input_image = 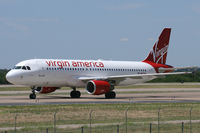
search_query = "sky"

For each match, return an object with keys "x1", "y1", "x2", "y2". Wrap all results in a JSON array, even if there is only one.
[{"x1": 1, "y1": 0, "x2": 200, "y2": 69}]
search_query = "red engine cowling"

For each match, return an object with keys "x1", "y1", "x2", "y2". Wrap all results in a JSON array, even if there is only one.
[
  {"x1": 86, "y1": 80, "x2": 110, "y2": 95},
  {"x1": 36, "y1": 87, "x2": 59, "y2": 94}
]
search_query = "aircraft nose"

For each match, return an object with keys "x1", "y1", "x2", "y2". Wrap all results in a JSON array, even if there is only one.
[{"x1": 6, "y1": 71, "x2": 18, "y2": 84}]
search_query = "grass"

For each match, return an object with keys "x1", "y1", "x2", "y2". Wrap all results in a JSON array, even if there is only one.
[
  {"x1": 0, "y1": 87, "x2": 29, "y2": 91},
  {"x1": 117, "y1": 84, "x2": 200, "y2": 89},
  {"x1": 1, "y1": 103, "x2": 200, "y2": 132},
  {"x1": 1, "y1": 83, "x2": 200, "y2": 132}
]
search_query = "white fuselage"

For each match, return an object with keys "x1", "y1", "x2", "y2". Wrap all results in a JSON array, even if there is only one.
[{"x1": 6, "y1": 59, "x2": 156, "y2": 87}]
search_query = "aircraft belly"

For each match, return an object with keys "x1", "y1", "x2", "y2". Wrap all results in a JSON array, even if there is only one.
[{"x1": 35, "y1": 72, "x2": 85, "y2": 87}]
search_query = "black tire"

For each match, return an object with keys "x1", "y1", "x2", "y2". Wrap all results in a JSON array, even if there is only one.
[
  {"x1": 70, "y1": 91, "x2": 75, "y2": 98},
  {"x1": 70, "y1": 91, "x2": 81, "y2": 98},
  {"x1": 76, "y1": 91, "x2": 81, "y2": 98},
  {"x1": 29, "y1": 93, "x2": 36, "y2": 99},
  {"x1": 105, "y1": 91, "x2": 116, "y2": 99}
]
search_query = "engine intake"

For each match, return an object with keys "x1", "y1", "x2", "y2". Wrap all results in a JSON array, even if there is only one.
[{"x1": 86, "y1": 80, "x2": 111, "y2": 95}]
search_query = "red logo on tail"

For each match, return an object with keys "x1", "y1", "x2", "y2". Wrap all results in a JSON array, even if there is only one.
[{"x1": 143, "y1": 28, "x2": 171, "y2": 65}]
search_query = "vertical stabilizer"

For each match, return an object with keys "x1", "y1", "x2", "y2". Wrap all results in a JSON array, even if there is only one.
[{"x1": 143, "y1": 28, "x2": 171, "y2": 64}]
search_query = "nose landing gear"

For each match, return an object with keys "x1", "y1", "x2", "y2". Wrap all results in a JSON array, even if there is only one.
[
  {"x1": 29, "y1": 87, "x2": 36, "y2": 99},
  {"x1": 29, "y1": 93, "x2": 36, "y2": 99}
]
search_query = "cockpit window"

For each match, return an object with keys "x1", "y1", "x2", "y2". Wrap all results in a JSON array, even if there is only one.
[
  {"x1": 27, "y1": 66, "x2": 31, "y2": 70},
  {"x1": 22, "y1": 66, "x2": 26, "y2": 70},
  {"x1": 13, "y1": 66, "x2": 31, "y2": 70},
  {"x1": 14, "y1": 66, "x2": 22, "y2": 69}
]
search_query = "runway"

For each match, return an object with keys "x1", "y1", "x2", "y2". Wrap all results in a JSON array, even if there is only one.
[{"x1": 1, "y1": 85, "x2": 200, "y2": 105}]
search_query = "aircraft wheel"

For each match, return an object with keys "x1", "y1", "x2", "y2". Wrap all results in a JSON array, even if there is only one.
[
  {"x1": 105, "y1": 91, "x2": 116, "y2": 99},
  {"x1": 29, "y1": 93, "x2": 36, "y2": 99},
  {"x1": 70, "y1": 91, "x2": 81, "y2": 98},
  {"x1": 76, "y1": 91, "x2": 81, "y2": 98}
]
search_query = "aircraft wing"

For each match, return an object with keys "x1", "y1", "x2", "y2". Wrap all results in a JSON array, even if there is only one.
[
  {"x1": 158, "y1": 66, "x2": 198, "y2": 73},
  {"x1": 77, "y1": 72, "x2": 192, "y2": 83}
]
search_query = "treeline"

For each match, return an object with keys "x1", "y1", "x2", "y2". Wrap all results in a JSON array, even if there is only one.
[
  {"x1": 0, "y1": 69, "x2": 10, "y2": 84},
  {"x1": 149, "y1": 71, "x2": 200, "y2": 83}
]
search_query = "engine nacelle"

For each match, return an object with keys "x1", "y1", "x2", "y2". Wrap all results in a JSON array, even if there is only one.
[
  {"x1": 36, "y1": 87, "x2": 59, "y2": 94},
  {"x1": 86, "y1": 80, "x2": 111, "y2": 95}
]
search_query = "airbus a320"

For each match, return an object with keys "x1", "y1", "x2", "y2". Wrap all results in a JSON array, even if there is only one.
[{"x1": 6, "y1": 28, "x2": 190, "y2": 99}]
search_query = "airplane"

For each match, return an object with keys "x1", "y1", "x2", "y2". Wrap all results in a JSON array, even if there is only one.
[{"x1": 6, "y1": 28, "x2": 191, "y2": 99}]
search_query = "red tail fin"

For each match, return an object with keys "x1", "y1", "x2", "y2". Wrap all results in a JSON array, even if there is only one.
[{"x1": 143, "y1": 28, "x2": 171, "y2": 64}]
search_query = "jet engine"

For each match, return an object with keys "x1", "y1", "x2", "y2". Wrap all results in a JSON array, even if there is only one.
[
  {"x1": 86, "y1": 80, "x2": 111, "y2": 95},
  {"x1": 36, "y1": 87, "x2": 59, "y2": 94}
]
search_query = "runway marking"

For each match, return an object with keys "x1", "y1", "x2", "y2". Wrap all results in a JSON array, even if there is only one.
[{"x1": 1, "y1": 87, "x2": 200, "y2": 106}]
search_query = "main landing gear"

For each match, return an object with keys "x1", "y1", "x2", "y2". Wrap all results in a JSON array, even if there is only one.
[
  {"x1": 105, "y1": 91, "x2": 116, "y2": 99},
  {"x1": 105, "y1": 83, "x2": 116, "y2": 99},
  {"x1": 29, "y1": 88, "x2": 36, "y2": 99},
  {"x1": 70, "y1": 87, "x2": 81, "y2": 98}
]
